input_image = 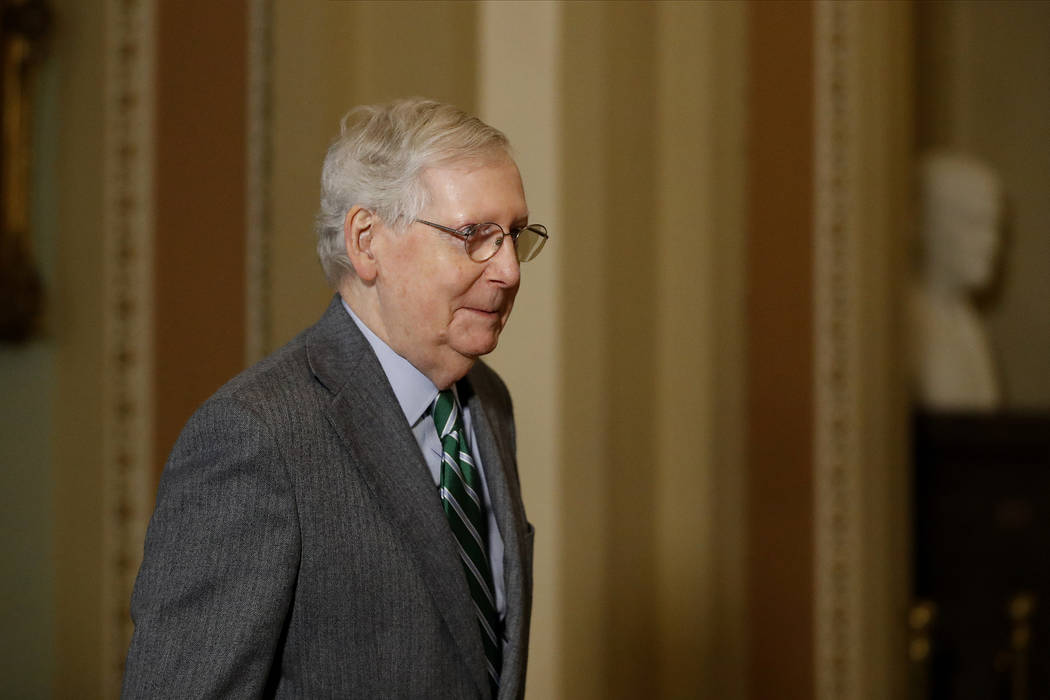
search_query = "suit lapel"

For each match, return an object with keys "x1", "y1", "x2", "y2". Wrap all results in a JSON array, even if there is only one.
[
  {"x1": 462, "y1": 371, "x2": 529, "y2": 699},
  {"x1": 306, "y1": 297, "x2": 489, "y2": 698}
]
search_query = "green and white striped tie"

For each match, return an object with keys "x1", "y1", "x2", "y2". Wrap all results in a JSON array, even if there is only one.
[{"x1": 432, "y1": 389, "x2": 502, "y2": 694}]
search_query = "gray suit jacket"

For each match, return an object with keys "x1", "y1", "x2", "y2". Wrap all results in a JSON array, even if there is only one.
[{"x1": 123, "y1": 296, "x2": 533, "y2": 699}]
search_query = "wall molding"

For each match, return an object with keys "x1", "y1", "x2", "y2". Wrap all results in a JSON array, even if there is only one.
[
  {"x1": 101, "y1": 0, "x2": 155, "y2": 694},
  {"x1": 813, "y1": 2, "x2": 864, "y2": 698},
  {"x1": 813, "y1": 3, "x2": 912, "y2": 699}
]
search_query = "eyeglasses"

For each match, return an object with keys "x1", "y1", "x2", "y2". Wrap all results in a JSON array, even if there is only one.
[{"x1": 415, "y1": 219, "x2": 549, "y2": 263}]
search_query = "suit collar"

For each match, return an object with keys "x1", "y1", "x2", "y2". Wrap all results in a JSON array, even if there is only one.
[{"x1": 304, "y1": 295, "x2": 370, "y2": 397}]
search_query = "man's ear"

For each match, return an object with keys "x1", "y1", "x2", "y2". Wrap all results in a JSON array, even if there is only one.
[{"x1": 344, "y1": 205, "x2": 379, "y2": 282}]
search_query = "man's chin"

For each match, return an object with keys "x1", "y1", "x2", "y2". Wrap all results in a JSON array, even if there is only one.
[{"x1": 452, "y1": 334, "x2": 501, "y2": 360}]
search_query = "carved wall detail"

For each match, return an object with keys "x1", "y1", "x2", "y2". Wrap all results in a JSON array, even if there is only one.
[
  {"x1": 813, "y1": 2, "x2": 863, "y2": 698},
  {"x1": 101, "y1": 0, "x2": 155, "y2": 694}
]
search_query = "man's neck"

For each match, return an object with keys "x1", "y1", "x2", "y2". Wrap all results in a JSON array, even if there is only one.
[{"x1": 339, "y1": 282, "x2": 474, "y2": 390}]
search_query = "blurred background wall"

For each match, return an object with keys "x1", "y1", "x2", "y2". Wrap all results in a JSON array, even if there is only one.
[{"x1": 1, "y1": 1, "x2": 1046, "y2": 699}]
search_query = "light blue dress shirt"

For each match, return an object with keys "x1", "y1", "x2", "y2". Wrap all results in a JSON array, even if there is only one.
[{"x1": 342, "y1": 299, "x2": 507, "y2": 620}]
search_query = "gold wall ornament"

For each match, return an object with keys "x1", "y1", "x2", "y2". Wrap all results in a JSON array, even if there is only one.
[{"x1": 0, "y1": 0, "x2": 51, "y2": 342}]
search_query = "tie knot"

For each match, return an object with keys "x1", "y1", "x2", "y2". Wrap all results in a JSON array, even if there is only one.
[{"x1": 432, "y1": 390, "x2": 458, "y2": 439}]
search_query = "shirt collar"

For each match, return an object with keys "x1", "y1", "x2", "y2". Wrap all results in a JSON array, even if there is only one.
[{"x1": 341, "y1": 297, "x2": 440, "y2": 427}]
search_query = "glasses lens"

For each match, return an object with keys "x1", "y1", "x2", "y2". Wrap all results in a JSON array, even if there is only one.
[
  {"x1": 515, "y1": 225, "x2": 548, "y2": 262},
  {"x1": 464, "y1": 223, "x2": 505, "y2": 262}
]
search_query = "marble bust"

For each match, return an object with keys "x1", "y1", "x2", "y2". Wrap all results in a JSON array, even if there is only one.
[{"x1": 910, "y1": 151, "x2": 1002, "y2": 411}]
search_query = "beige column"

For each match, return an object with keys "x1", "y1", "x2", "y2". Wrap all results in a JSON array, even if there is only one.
[
  {"x1": 477, "y1": 3, "x2": 563, "y2": 698},
  {"x1": 488, "y1": 2, "x2": 750, "y2": 697},
  {"x1": 557, "y1": 4, "x2": 615, "y2": 696},
  {"x1": 654, "y1": 3, "x2": 748, "y2": 699}
]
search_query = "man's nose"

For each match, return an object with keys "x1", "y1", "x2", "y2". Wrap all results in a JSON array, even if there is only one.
[{"x1": 486, "y1": 236, "x2": 521, "y2": 287}]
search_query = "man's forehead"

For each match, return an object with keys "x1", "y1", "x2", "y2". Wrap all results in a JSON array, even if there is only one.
[{"x1": 420, "y1": 158, "x2": 528, "y2": 219}]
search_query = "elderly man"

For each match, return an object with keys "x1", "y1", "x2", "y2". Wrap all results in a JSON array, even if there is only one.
[{"x1": 122, "y1": 98, "x2": 545, "y2": 699}]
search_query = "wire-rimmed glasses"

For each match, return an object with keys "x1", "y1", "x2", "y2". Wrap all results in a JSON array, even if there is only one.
[{"x1": 415, "y1": 219, "x2": 549, "y2": 263}]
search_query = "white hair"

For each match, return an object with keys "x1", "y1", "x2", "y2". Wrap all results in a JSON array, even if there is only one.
[{"x1": 315, "y1": 97, "x2": 511, "y2": 286}]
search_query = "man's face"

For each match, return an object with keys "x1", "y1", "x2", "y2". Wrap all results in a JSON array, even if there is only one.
[{"x1": 371, "y1": 156, "x2": 527, "y2": 387}]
